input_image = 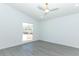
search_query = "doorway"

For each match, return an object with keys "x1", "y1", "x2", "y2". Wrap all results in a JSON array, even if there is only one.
[{"x1": 22, "y1": 23, "x2": 33, "y2": 42}]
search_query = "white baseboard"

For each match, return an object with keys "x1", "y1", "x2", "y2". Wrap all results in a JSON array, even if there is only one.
[
  {"x1": 40, "y1": 40, "x2": 79, "y2": 49},
  {"x1": 0, "y1": 40, "x2": 38, "y2": 50}
]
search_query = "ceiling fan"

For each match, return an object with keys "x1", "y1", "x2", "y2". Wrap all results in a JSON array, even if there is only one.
[{"x1": 38, "y1": 2, "x2": 59, "y2": 15}]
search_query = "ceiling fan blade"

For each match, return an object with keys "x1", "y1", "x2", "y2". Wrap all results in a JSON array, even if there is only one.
[
  {"x1": 50, "y1": 8, "x2": 59, "y2": 11},
  {"x1": 38, "y1": 6, "x2": 44, "y2": 11},
  {"x1": 42, "y1": 13, "x2": 47, "y2": 19},
  {"x1": 41, "y1": 11, "x2": 48, "y2": 18}
]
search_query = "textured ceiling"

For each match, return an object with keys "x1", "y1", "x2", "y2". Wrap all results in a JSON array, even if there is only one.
[{"x1": 7, "y1": 3, "x2": 79, "y2": 20}]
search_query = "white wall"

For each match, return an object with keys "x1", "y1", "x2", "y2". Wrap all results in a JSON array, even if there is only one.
[
  {"x1": 0, "y1": 4, "x2": 39, "y2": 49},
  {"x1": 39, "y1": 13, "x2": 79, "y2": 48}
]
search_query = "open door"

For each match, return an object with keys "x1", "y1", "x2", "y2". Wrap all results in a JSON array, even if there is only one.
[{"x1": 22, "y1": 23, "x2": 33, "y2": 42}]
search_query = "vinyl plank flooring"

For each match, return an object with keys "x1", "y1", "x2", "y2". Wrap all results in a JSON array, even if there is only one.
[
  {"x1": 0, "y1": 40, "x2": 79, "y2": 56},
  {"x1": 0, "y1": 50, "x2": 5, "y2": 56}
]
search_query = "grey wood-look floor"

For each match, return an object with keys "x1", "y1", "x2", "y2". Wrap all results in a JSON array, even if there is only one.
[{"x1": 0, "y1": 40, "x2": 79, "y2": 56}]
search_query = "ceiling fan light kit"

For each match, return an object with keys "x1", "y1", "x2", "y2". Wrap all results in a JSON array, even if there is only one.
[
  {"x1": 38, "y1": 2, "x2": 59, "y2": 14},
  {"x1": 44, "y1": 9, "x2": 49, "y2": 13}
]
